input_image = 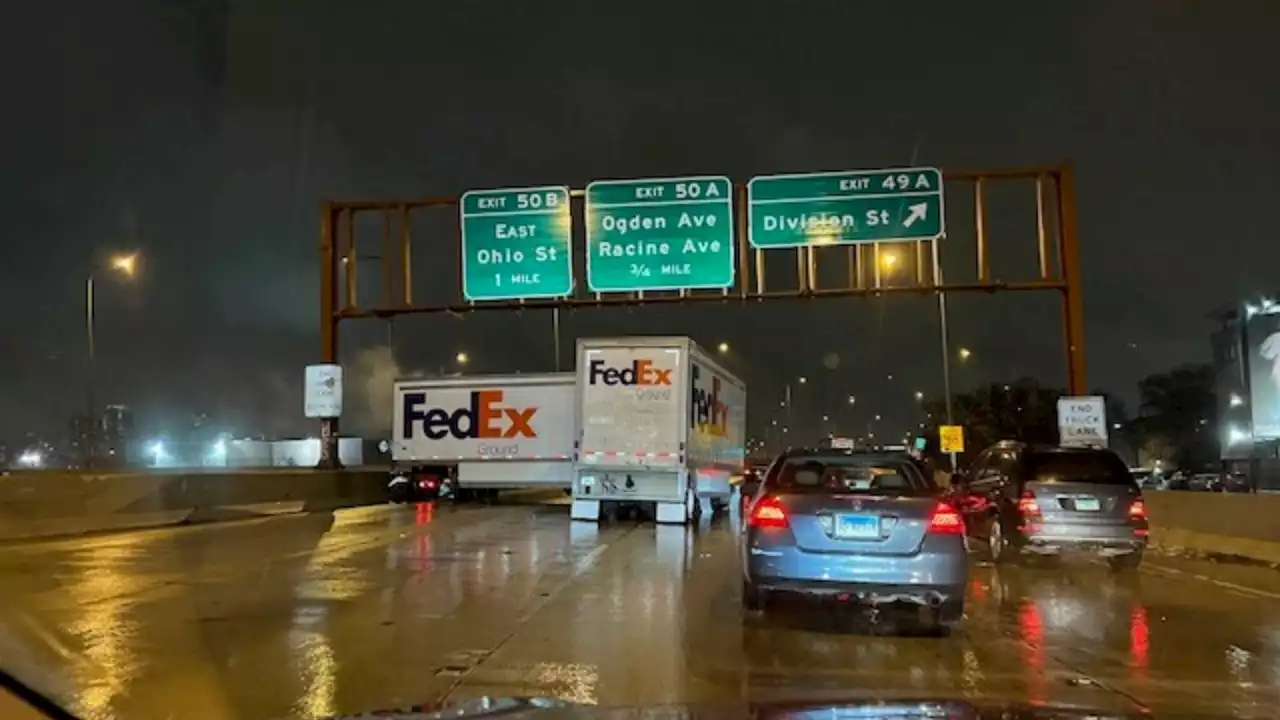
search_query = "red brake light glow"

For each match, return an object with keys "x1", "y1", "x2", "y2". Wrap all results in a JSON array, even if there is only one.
[
  {"x1": 748, "y1": 496, "x2": 788, "y2": 528},
  {"x1": 1129, "y1": 498, "x2": 1147, "y2": 520},
  {"x1": 1018, "y1": 490, "x2": 1041, "y2": 517},
  {"x1": 928, "y1": 502, "x2": 965, "y2": 535}
]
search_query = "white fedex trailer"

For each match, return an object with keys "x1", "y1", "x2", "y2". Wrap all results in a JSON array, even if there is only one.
[
  {"x1": 391, "y1": 373, "x2": 576, "y2": 496},
  {"x1": 571, "y1": 336, "x2": 747, "y2": 524}
]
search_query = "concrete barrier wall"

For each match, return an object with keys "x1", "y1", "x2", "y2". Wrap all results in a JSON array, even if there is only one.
[
  {"x1": 0, "y1": 468, "x2": 389, "y2": 542},
  {"x1": 5, "y1": 470, "x2": 1279, "y2": 562},
  {"x1": 1145, "y1": 491, "x2": 1280, "y2": 565}
]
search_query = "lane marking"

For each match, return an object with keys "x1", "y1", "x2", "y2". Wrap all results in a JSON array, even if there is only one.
[
  {"x1": 434, "y1": 524, "x2": 641, "y2": 701},
  {"x1": 1138, "y1": 560, "x2": 1280, "y2": 600}
]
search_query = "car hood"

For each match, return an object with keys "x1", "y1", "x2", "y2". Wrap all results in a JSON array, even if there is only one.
[{"x1": 321, "y1": 696, "x2": 1146, "y2": 719}]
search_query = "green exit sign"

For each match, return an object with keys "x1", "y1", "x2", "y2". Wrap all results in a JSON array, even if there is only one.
[
  {"x1": 459, "y1": 186, "x2": 573, "y2": 301},
  {"x1": 585, "y1": 176, "x2": 735, "y2": 293},
  {"x1": 748, "y1": 167, "x2": 945, "y2": 248}
]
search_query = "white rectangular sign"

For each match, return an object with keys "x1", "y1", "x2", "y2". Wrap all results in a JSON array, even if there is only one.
[
  {"x1": 1057, "y1": 395, "x2": 1108, "y2": 447},
  {"x1": 304, "y1": 364, "x2": 343, "y2": 418}
]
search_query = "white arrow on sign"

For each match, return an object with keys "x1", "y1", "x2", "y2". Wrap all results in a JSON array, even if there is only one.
[{"x1": 903, "y1": 202, "x2": 928, "y2": 228}]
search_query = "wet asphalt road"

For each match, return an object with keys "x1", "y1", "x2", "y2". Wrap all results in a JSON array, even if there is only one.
[{"x1": 2, "y1": 499, "x2": 1280, "y2": 719}]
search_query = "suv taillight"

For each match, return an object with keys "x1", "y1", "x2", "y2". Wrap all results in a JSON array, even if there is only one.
[
  {"x1": 1129, "y1": 498, "x2": 1147, "y2": 520},
  {"x1": 928, "y1": 502, "x2": 964, "y2": 535},
  {"x1": 1017, "y1": 490, "x2": 1041, "y2": 517},
  {"x1": 748, "y1": 496, "x2": 788, "y2": 529}
]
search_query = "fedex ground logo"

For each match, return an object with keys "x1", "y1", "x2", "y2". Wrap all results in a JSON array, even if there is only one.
[
  {"x1": 691, "y1": 363, "x2": 730, "y2": 437},
  {"x1": 587, "y1": 355, "x2": 674, "y2": 401},
  {"x1": 587, "y1": 358, "x2": 673, "y2": 387},
  {"x1": 402, "y1": 390, "x2": 536, "y2": 457}
]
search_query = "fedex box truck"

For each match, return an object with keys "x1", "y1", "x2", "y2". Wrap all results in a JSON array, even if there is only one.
[
  {"x1": 391, "y1": 373, "x2": 576, "y2": 496},
  {"x1": 571, "y1": 337, "x2": 747, "y2": 524}
]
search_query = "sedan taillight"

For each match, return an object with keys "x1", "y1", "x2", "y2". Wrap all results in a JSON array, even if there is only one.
[
  {"x1": 748, "y1": 496, "x2": 789, "y2": 529},
  {"x1": 928, "y1": 502, "x2": 965, "y2": 535}
]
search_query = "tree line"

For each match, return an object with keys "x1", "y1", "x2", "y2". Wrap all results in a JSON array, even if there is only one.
[{"x1": 922, "y1": 363, "x2": 1217, "y2": 471}]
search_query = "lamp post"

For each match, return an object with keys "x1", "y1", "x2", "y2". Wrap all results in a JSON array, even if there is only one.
[{"x1": 86, "y1": 253, "x2": 138, "y2": 467}]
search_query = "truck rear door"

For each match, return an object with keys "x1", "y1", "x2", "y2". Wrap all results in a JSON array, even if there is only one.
[{"x1": 579, "y1": 344, "x2": 684, "y2": 468}]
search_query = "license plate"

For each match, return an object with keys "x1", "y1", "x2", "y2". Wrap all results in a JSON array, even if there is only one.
[
  {"x1": 1075, "y1": 496, "x2": 1100, "y2": 511},
  {"x1": 835, "y1": 514, "x2": 880, "y2": 539}
]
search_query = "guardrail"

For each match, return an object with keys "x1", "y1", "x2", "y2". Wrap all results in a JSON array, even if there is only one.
[
  {"x1": 1, "y1": 465, "x2": 390, "y2": 475},
  {"x1": 4, "y1": 470, "x2": 1277, "y2": 563},
  {"x1": 1145, "y1": 491, "x2": 1280, "y2": 565},
  {"x1": 0, "y1": 468, "x2": 389, "y2": 542}
]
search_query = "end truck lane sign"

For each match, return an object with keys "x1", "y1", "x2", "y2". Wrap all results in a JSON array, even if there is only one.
[
  {"x1": 585, "y1": 176, "x2": 735, "y2": 293},
  {"x1": 747, "y1": 166, "x2": 944, "y2": 248},
  {"x1": 460, "y1": 186, "x2": 573, "y2": 301},
  {"x1": 1057, "y1": 395, "x2": 1109, "y2": 448}
]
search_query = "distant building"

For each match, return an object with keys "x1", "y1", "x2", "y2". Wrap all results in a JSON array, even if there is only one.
[
  {"x1": 100, "y1": 405, "x2": 136, "y2": 463},
  {"x1": 1208, "y1": 300, "x2": 1280, "y2": 489},
  {"x1": 66, "y1": 405, "x2": 137, "y2": 469}
]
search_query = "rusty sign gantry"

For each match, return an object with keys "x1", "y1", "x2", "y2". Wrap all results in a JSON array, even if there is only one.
[{"x1": 316, "y1": 163, "x2": 1085, "y2": 467}]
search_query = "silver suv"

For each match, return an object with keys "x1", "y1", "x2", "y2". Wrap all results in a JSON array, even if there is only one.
[{"x1": 953, "y1": 442, "x2": 1148, "y2": 570}]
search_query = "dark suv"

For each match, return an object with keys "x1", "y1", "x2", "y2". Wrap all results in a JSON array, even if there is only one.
[{"x1": 953, "y1": 442, "x2": 1148, "y2": 570}]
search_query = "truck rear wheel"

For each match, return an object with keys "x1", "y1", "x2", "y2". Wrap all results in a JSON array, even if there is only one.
[{"x1": 686, "y1": 489, "x2": 702, "y2": 522}]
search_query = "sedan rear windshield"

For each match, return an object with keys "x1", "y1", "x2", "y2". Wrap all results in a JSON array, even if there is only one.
[
  {"x1": 1027, "y1": 451, "x2": 1134, "y2": 485},
  {"x1": 766, "y1": 455, "x2": 934, "y2": 496}
]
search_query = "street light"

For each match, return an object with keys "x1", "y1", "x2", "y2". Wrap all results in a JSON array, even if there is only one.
[
  {"x1": 456, "y1": 352, "x2": 469, "y2": 365},
  {"x1": 149, "y1": 441, "x2": 167, "y2": 466},
  {"x1": 798, "y1": 376, "x2": 808, "y2": 384},
  {"x1": 86, "y1": 252, "x2": 141, "y2": 468},
  {"x1": 881, "y1": 251, "x2": 899, "y2": 271},
  {"x1": 17, "y1": 450, "x2": 43, "y2": 468},
  {"x1": 914, "y1": 390, "x2": 924, "y2": 401},
  {"x1": 847, "y1": 395, "x2": 856, "y2": 405},
  {"x1": 717, "y1": 342, "x2": 729, "y2": 354},
  {"x1": 110, "y1": 253, "x2": 138, "y2": 277},
  {"x1": 958, "y1": 347, "x2": 972, "y2": 361}
]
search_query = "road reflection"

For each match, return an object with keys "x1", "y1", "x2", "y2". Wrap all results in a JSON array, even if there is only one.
[
  {"x1": 7, "y1": 504, "x2": 1280, "y2": 718},
  {"x1": 732, "y1": 556, "x2": 1275, "y2": 714},
  {"x1": 66, "y1": 536, "x2": 149, "y2": 719}
]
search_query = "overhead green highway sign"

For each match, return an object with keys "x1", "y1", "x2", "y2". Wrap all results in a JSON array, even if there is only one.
[
  {"x1": 460, "y1": 186, "x2": 573, "y2": 301},
  {"x1": 748, "y1": 167, "x2": 945, "y2": 248},
  {"x1": 585, "y1": 176, "x2": 735, "y2": 292}
]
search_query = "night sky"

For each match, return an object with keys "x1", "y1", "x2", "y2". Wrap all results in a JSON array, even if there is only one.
[{"x1": 3, "y1": 1, "x2": 1278, "y2": 447}]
